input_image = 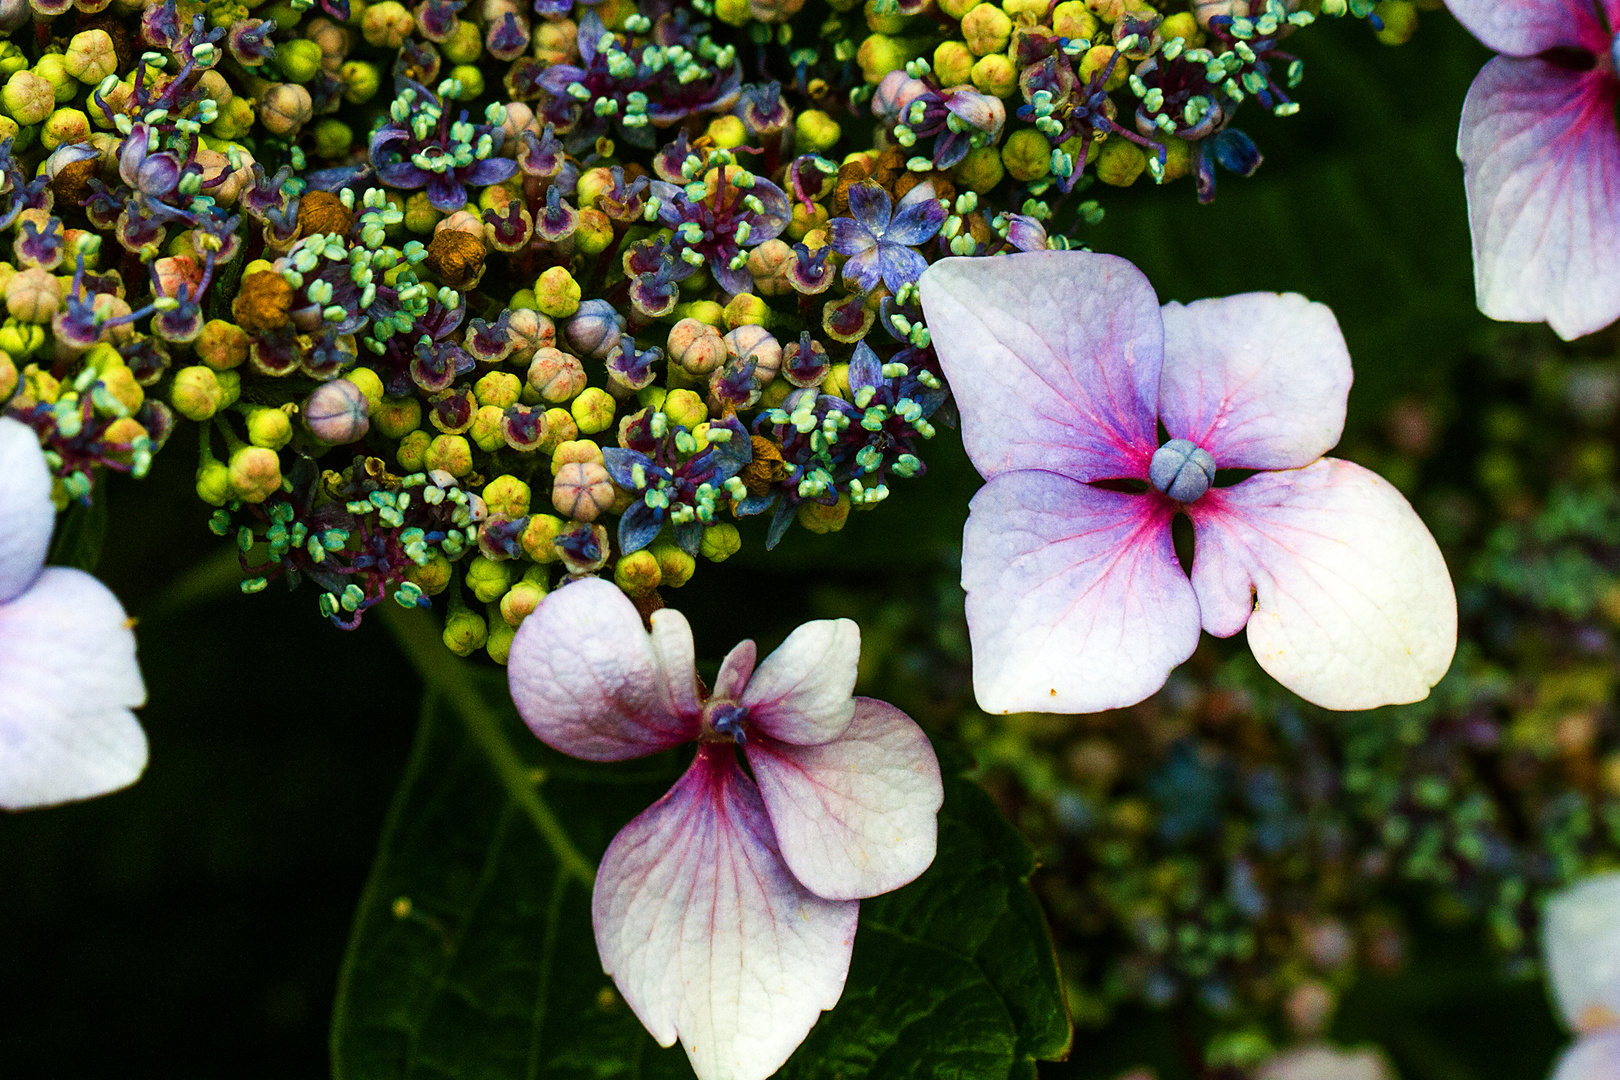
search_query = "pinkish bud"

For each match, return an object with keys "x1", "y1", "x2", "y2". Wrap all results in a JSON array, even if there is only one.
[{"x1": 303, "y1": 378, "x2": 371, "y2": 444}]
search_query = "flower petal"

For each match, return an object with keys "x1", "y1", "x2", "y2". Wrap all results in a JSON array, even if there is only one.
[
  {"x1": 0, "y1": 416, "x2": 51, "y2": 605},
  {"x1": 1543, "y1": 872, "x2": 1620, "y2": 1032},
  {"x1": 1443, "y1": 0, "x2": 1613, "y2": 55},
  {"x1": 739, "y1": 619, "x2": 859, "y2": 744},
  {"x1": 877, "y1": 242, "x2": 930, "y2": 294},
  {"x1": 839, "y1": 246, "x2": 883, "y2": 293},
  {"x1": 507, "y1": 577, "x2": 700, "y2": 760},
  {"x1": 593, "y1": 745, "x2": 858, "y2": 1080},
  {"x1": 883, "y1": 180, "x2": 945, "y2": 247},
  {"x1": 713, "y1": 639, "x2": 756, "y2": 701},
  {"x1": 1458, "y1": 55, "x2": 1620, "y2": 340},
  {"x1": 1188, "y1": 458, "x2": 1456, "y2": 710},
  {"x1": 918, "y1": 252, "x2": 1163, "y2": 483},
  {"x1": 1158, "y1": 291, "x2": 1352, "y2": 471},
  {"x1": 1554, "y1": 1032, "x2": 1620, "y2": 1080},
  {"x1": 747, "y1": 698, "x2": 942, "y2": 901},
  {"x1": 1257, "y1": 1044, "x2": 1394, "y2": 1080},
  {"x1": 0, "y1": 567, "x2": 147, "y2": 809},
  {"x1": 846, "y1": 180, "x2": 892, "y2": 234},
  {"x1": 827, "y1": 215, "x2": 878, "y2": 257},
  {"x1": 961, "y1": 470, "x2": 1199, "y2": 714}
]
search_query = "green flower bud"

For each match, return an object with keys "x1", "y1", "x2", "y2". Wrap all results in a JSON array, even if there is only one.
[
  {"x1": 442, "y1": 19, "x2": 483, "y2": 63},
  {"x1": 340, "y1": 60, "x2": 382, "y2": 103},
  {"x1": 574, "y1": 208, "x2": 615, "y2": 256},
  {"x1": 64, "y1": 30, "x2": 117, "y2": 84},
  {"x1": 246, "y1": 405, "x2": 294, "y2": 449},
  {"x1": 1080, "y1": 45, "x2": 1128, "y2": 91},
  {"x1": 229, "y1": 445, "x2": 283, "y2": 503},
  {"x1": 483, "y1": 474, "x2": 531, "y2": 517},
  {"x1": 672, "y1": 300, "x2": 725, "y2": 328},
  {"x1": 41, "y1": 107, "x2": 89, "y2": 152},
  {"x1": 403, "y1": 191, "x2": 441, "y2": 234},
  {"x1": 311, "y1": 118, "x2": 353, "y2": 159},
  {"x1": 700, "y1": 522, "x2": 741, "y2": 562},
  {"x1": 32, "y1": 57, "x2": 75, "y2": 104},
  {"x1": 406, "y1": 552, "x2": 453, "y2": 595},
  {"x1": 970, "y1": 53, "x2": 1016, "y2": 98},
  {"x1": 3, "y1": 72, "x2": 54, "y2": 126},
  {"x1": 794, "y1": 109, "x2": 842, "y2": 153},
  {"x1": 534, "y1": 267, "x2": 581, "y2": 318},
  {"x1": 649, "y1": 542, "x2": 696, "y2": 588},
  {"x1": 706, "y1": 114, "x2": 747, "y2": 149},
  {"x1": 361, "y1": 1, "x2": 415, "y2": 48},
  {"x1": 0, "y1": 351, "x2": 14, "y2": 404},
  {"x1": 614, "y1": 550, "x2": 662, "y2": 594},
  {"x1": 539, "y1": 408, "x2": 577, "y2": 452},
  {"x1": 856, "y1": 34, "x2": 915, "y2": 83},
  {"x1": 442, "y1": 607, "x2": 487, "y2": 657},
  {"x1": 723, "y1": 293, "x2": 771, "y2": 330},
  {"x1": 171, "y1": 365, "x2": 225, "y2": 421},
  {"x1": 0, "y1": 44, "x2": 26, "y2": 79},
  {"x1": 423, "y1": 433, "x2": 474, "y2": 476},
  {"x1": 521, "y1": 514, "x2": 566, "y2": 562},
  {"x1": 374, "y1": 395, "x2": 422, "y2": 438},
  {"x1": 195, "y1": 459, "x2": 231, "y2": 506},
  {"x1": 1001, "y1": 128, "x2": 1051, "y2": 183},
  {"x1": 486, "y1": 616, "x2": 516, "y2": 665},
  {"x1": 474, "y1": 370, "x2": 522, "y2": 409},
  {"x1": 346, "y1": 366, "x2": 385, "y2": 406},
  {"x1": 953, "y1": 144, "x2": 1005, "y2": 192},
  {"x1": 1096, "y1": 137, "x2": 1146, "y2": 186},
  {"x1": 0, "y1": 318, "x2": 44, "y2": 357},
  {"x1": 938, "y1": 0, "x2": 978, "y2": 18},
  {"x1": 276, "y1": 39, "x2": 324, "y2": 82},
  {"x1": 932, "y1": 41, "x2": 975, "y2": 87},
  {"x1": 499, "y1": 575, "x2": 548, "y2": 625},
  {"x1": 197, "y1": 320, "x2": 249, "y2": 370},
  {"x1": 960, "y1": 3, "x2": 1011, "y2": 54},
  {"x1": 447, "y1": 64, "x2": 484, "y2": 99},
  {"x1": 465, "y1": 555, "x2": 513, "y2": 603},
  {"x1": 259, "y1": 83, "x2": 313, "y2": 136},
  {"x1": 211, "y1": 97, "x2": 256, "y2": 140},
  {"x1": 865, "y1": 0, "x2": 909, "y2": 33},
  {"x1": 1159, "y1": 10, "x2": 1198, "y2": 44},
  {"x1": 797, "y1": 494, "x2": 851, "y2": 534},
  {"x1": 1374, "y1": 0, "x2": 1418, "y2": 45},
  {"x1": 397, "y1": 428, "x2": 433, "y2": 471},
  {"x1": 570, "y1": 386, "x2": 616, "y2": 435},
  {"x1": 663, "y1": 388, "x2": 707, "y2": 431}
]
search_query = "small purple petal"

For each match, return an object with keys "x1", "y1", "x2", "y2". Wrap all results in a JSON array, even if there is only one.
[{"x1": 845, "y1": 181, "x2": 892, "y2": 235}]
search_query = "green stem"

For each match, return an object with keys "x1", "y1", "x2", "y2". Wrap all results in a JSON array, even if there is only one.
[{"x1": 380, "y1": 603, "x2": 597, "y2": 886}]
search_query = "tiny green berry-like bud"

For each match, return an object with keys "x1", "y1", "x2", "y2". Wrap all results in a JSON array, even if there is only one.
[
  {"x1": 663, "y1": 389, "x2": 708, "y2": 431},
  {"x1": 276, "y1": 39, "x2": 325, "y2": 83},
  {"x1": 1001, "y1": 129, "x2": 1052, "y2": 183},
  {"x1": 4, "y1": 267, "x2": 60, "y2": 323},
  {"x1": 346, "y1": 366, "x2": 385, "y2": 406},
  {"x1": 649, "y1": 542, "x2": 696, "y2": 588},
  {"x1": 1096, "y1": 138, "x2": 1147, "y2": 186},
  {"x1": 406, "y1": 552, "x2": 453, "y2": 595},
  {"x1": 311, "y1": 118, "x2": 354, "y2": 159},
  {"x1": 856, "y1": 34, "x2": 914, "y2": 84},
  {"x1": 423, "y1": 433, "x2": 474, "y2": 476},
  {"x1": 723, "y1": 293, "x2": 772, "y2": 330},
  {"x1": 574, "y1": 208, "x2": 615, "y2": 257},
  {"x1": 374, "y1": 395, "x2": 423, "y2": 438},
  {"x1": 960, "y1": 4, "x2": 1011, "y2": 55},
  {"x1": 570, "y1": 386, "x2": 616, "y2": 435},
  {"x1": 534, "y1": 266, "x2": 581, "y2": 318},
  {"x1": 2, "y1": 72, "x2": 53, "y2": 126},
  {"x1": 953, "y1": 145, "x2": 1005, "y2": 193},
  {"x1": 521, "y1": 514, "x2": 567, "y2": 562},
  {"x1": 397, "y1": 429, "x2": 432, "y2": 471},
  {"x1": 699, "y1": 522, "x2": 742, "y2": 562},
  {"x1": 247, "y1": 406, "x2": 294, "y2": 450},
  {"x1": 500, "y1": 576, "x2": 548, "y2": 625},
  {"x1": 171, "y1": 366, "x2": 225, "y2": 421},
  {"x1": 483, "y1": 474, "x2": 531, "y2": 517},
  {"x1": 932, "y1": 41, "x2": 975, "y2": 87},
  {"x1": 465, "y1": 555, "x2": 513, "y2": 603},
  {"x1": 195, "y1": 459, "x2": 231, "y2": 506},
  {"x1": 474, "y1": 370, "x2": 522, "y2": 408},
  {"x1": 970, "y1": 54, "x2": 1016, "y2": 98},
  {"x1": 229, "y1": 446, "x2": 283, "y2": 503},
  {"x1": 340, "y1": 60, "x2": 382, "y2": 103},
  {"x1": 196, "y1": 320, "x2": 249, "y2": 370},
  {"x1": 442, "y1": 607, "x2": 488, "y2": 657},
  {"x1": 486, "y1": 618, "x2": 516, "y2": 665},
  {"x1": 614, "y1": 550, "x2": 663, "y2": 594},
  {"x1": 362, "y1": 0, "x2": 416, "y2": 48},
  {"x1": 1080, "y1": 46, "x2": 1128, "y2": 91},
  {"x1": 794, "y1": 110, "x2": 841, "y2": 153},
  {"x1": 64, "y1": 30, "x2": 118, "y2": 84}
]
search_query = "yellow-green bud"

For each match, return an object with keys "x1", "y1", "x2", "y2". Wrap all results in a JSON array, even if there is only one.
[
  {"x1": 64, "y1": 30, "x2": 117, "y2": 84},
  {"x1": 649, "y1": 542, "x2": 696, "y2": 588},
  {"x1": 521, "y1": 514, "x2": 566, "y2": 562},
  {"x1": 465, "y1": 555, "x2": 513, "y2": 603},
  {"x1": 474, "y1": 369, "x2": 521, "y2": 408},
  {"x1": 246, "y1": 405, "x2": 294, "y2": 449},
  {"x1": 195, "y1": 459, "x2": 231, "y2": 506},
  {"x1": 397, "y1": 429, "x2": 432, "y2": 470},
  {"x1": 1159, "y1": 11, "x2": 1199, "y2": 45},
  {"x1": 574, "y1": 208, "x2": 615, "y2": 256},
  {"x1": 361, "y1": 0, "x2": 415, "y2": 47},
  {"x1": 797, "y1": 494, "x2": 851, "y2": 534},
  {"x1": 933, "y1": 41, "x2": 975, "y2": 87},
  {"x1": 614, "y1": 550, "x2": 663, "y2": 594},
  {"x1": 970, "y1": 54, "x2": 1017, "y2": 98},
  {"x1": 197, "y1": 319, "x2": 248, "y2": 370},
  {"x1": 406, "y1": 551, "x2": 453, "y2": 595},
  {"x1": 960, "y1": 3, "x2": 1011, "y2": 54},
  {"x1": 499, "y1": 575, "x2": 548, "y2": 625},
  {"x1": 663, "y1": 388, "x2": 707, "y2": 430},
  {"x1": 443, "y1": 19, "x2": 483, "y2": 63},
  {"x1": 794, "y1": 109, "x2": 841, "y2": 153},
  {"x1": 672, "y1": 299, "x2": 725, "y2": 328},
  {"x1": 340, "y1": 60, "x2": 381, "y2": 103},
  {"x1": 486, "y1": 616, "x2": 516, "y2": 664},
  {"x1": 1080, "y1": 45, "x2": 1127, "y2": 91},
  {"x1": 276, "y1": 39, "x2": 324, "y2": 82},
  {"x1": 403, "y1": 191, "x2": 441, "y2": 234},
  {"x1": 570, "y1": 386, "x2": 616, "y2": 434},
  {"x1": 0, "y1": 44, "x2": 26, "y2": 79},
  {"x1": 699, "y1": 523, "x2": 742, "y2": 562},
  {"x1": 0, "y1": 351, "x2": 14, "y2": 404},
  {"x1": 0, "y1": 319, "x2": 44, "y2": 357},
  {"x1": 448, "y1": 64, "x2": 485, "y2": 99},
  {"x1": 211, "y1": 97, "x2": 256, "y2": 140},
  {"x1": 442, "y1": 607, "x2": 488, "y2": 657},
  {"x1": 953, "y1": 144, "x2": 1005, "y2": 193},
  {"x1": 865, "y1": 0, "x2": 909, "y2": 32},
  {"x1": 539, "y1": 407, "x2": 576, "y2": 452},
  {"x1": 1001, "y1": 128, "x2": 1051, "y2": 182},
  {"x1": 2, "y1": 72, "x2": 53, "y2": 127},
  {"x1": 856, "y1": 34, "x2": 913, "y2": 83},
  {"x1": 229, "y1": 445, "x2": 283, "y2": 503},
  {"x1": 33, "y1": 57, "x2": 75, "y2": 104},
  {"x1": 534, "y1": 266, "x2": 581, "y2": 318},
  {"x1": 706, "y1": 114, "x2": 747, "y2": 149},
  {"x1": 311, "y1": 118, "x2": 353, "y2": 159},
  {"x1": 346, "y1": 365, "x2": 385, "y2": 406},
  {"x1": 483, "y1": 474, "x2": 531, "y2": 517},
  {"x1": 1374, "y1": 0, "x2": 1418, "y2": 45},
  {"x1": 170, "y1": 365, "x2": 225, "y2": 421},
  {"x1": 1096, "y1": 137, "x2": 1146, "y2": 186},
  {"x1": 937, "y1": 0, "x2": 978, "y2": 18},
  {"x1": 723, "y1": 292, "x2": 771, "y2": 329},
  {"x1": 424, "y1": 433, "x2": 474, "y2": 476},
  {"x1": 374, "y1": 395, "x2": 422, "y2": 438}
]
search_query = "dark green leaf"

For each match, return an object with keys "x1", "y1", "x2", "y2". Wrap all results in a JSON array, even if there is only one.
[
  {"x1": 331, "y1": 658, "x2": 1069, "y2": 1080},
  {"x1": 48, "y1": 494, "x2": 109, "y2": 573}
]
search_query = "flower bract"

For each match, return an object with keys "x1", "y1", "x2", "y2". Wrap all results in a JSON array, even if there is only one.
[{"x1": 1543, "y1": 872, "x2": 1620, "y2": 1080}]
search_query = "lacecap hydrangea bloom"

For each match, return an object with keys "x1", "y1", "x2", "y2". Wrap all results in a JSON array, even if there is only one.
[
  {"x1": 1448, "y1": 0, "x2": 1620, "y2": 339},
  {"x1": 0, "y1": 417, "x2": 145, "y2": 808},
  {"x1": 506, "y1": 578, "x2": 943, "y2": 1080},
  {"x1": 917, "y1": 251, "x2": 1456, "y2": 714},
  {"x1": 1542, "y1": 872, "x2": 1620, "y2": 1080}
]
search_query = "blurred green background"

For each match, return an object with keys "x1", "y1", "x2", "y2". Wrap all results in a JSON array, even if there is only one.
[{"x1": 0, "y1": 10, "x2": 1561, "y2": 1078}]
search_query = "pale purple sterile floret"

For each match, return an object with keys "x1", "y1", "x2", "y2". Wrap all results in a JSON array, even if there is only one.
[
  {"x1": 506, "y1": 577, "x2": 943, "y2": 1080},
  {"x1": 917, "y1": 251, "x2": 1458, "y2": 716},
  {"x1": 1447, "y1": 0, "x2": 1620, "y2": 339},
  {"x1": 829, "y1": 179, "x2": 946, "y2": 294},
  {"x1": 1541, "y1": 872, "x2": 1620, "y2": 1080},
  {"x1": 0, "y1": 416, "x2": 147, "y2": 809}
]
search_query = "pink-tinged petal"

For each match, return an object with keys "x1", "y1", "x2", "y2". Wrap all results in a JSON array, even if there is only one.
[
  {"x1": 1256, "y1": 1044, "x2": 1394, "y2": 1080},
  {"x1": 1458, "y1": 56, "x2": 1620, "y2": 341},
  {"x1": 0, "y1": 416, "x2": 51, "y2": 605},
  {"x1": 961, "y1": 470, "x2": 1200, "y2": 714},
  {"x1": 1444, "y1": 0, "x2": 1613, "y2": 56},
  {"x1": 713, "y1": 639, "x2": 757, "y2": 701},
  {"x1": 592, "y1": 745, "x2": 859, "y2": 1080},
  {"x1": 747, "y1": 698, "x2": 942, "y2": 901},
  {"x1": 739, "y1": 619, "x2": 858, "y2": 745},
  {"x1": 507, "y1": 577, "x2": 700, "y2": 761},
  {"x1": 1188, "y1": 459, "x2": 1456, "y2": 711},
  {"x1": 918, "y1": 252, "x2": 1163, "y2": 483},
  {"x1": 1543, "y1": 872, "x2": 1620, "y2": 1033},
  {"x1": 0, "y1": 567, "x2": 147, "y2": 809},
  {"x1": 1554, "y1": 1032, "x2": 1620, "y2": 1080},
  {"x1": 1158, "y1": 292, "x2": 1352, "y2": 471}
]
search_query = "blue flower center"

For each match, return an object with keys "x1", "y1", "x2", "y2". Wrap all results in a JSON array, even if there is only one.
[
  {"x1": 704, "y1": 701, "x2": 749, "y2": 744},
  {"x1": 1148, "y1": 439, "x2": 1217, "y2": 503}
]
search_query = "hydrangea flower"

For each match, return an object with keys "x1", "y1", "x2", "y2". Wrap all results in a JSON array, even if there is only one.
[
  {"x1": 0, "y1": 417, "x2": 146, "y2": 808},
  {"x1": 1448, "y1": 0, "x2": 1620, "y2": 339},
  {"x1": 917, "y1": 251, "x2": 1456, "y2": 714},
  {"x1": 507, "y1": 578, "x2": 942, "y2": 1080},
  {"x1": 1256, "y1": 1045, "x2": 1394, "y2": 1080},
  {"x1": 829, "y1": 180, "x2": 946, "y2": 294},
  {"x1": 1543, "y1": 873, "x2": 1620, "y2": 1080}
]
